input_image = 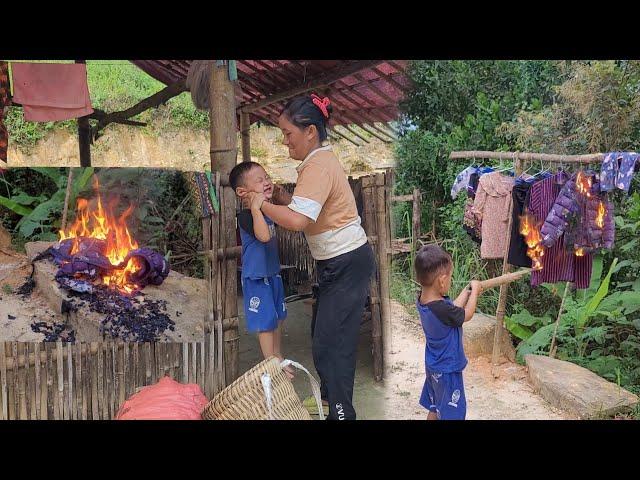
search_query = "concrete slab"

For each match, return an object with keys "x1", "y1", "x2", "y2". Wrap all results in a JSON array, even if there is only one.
[{"x1": 525, "y1": 354, "x2": 640, "y2": 419}]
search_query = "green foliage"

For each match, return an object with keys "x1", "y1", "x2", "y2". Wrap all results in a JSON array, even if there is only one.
[
  {"x1": 0, "y1": 167, "x2": 94, "y2": 242},
  {"x1": 403, "y1": 61, "x2": 563, "y2": 133},
  {"x1": 509, "y1": 257, "x2": 640, "y2": 390},
  {"x1": 397, "y1": 59, "x2": 640, "y2": 396}
]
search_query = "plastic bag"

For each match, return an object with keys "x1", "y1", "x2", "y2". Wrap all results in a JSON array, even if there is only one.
[{"x1": 115, "y1": 376, "x2": 208, "y2": 420}]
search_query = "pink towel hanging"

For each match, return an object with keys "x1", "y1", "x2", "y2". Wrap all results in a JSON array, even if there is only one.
[{"x1": 12, "y1": 62, "x2": 93, "y2": 122}]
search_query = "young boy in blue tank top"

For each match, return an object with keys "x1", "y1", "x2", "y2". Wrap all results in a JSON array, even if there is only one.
[
  {"x1": 414, "y1": 244, "x2": 483, "y2": 420},
  {"x1": 230, "y1": 161, "x2": 293, "y2": 378}
]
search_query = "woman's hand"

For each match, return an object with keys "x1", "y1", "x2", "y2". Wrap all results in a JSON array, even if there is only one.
[{"x1": 246, "y1": 191, "x2": 266, "y2": 211}]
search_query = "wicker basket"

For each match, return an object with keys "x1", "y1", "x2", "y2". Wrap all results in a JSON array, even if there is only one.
[{"x1": 202, "y1": 357, "x2": 316, "y2": 420}]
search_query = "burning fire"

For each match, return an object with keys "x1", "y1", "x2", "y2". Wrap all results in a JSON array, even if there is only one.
[
  {"x1": 575, "y1": 247, "x2": 585, "y2": 257},
  {"x1": 596, "y1": 201, "x2": 606, "y2": 229},
  {"x1": 576, "y1": 171, "x2": 592, "y2": 198},
  {"x1": 519, "y1": 212, "x2": 544, "y2": 271},
  {"x1": 58, "y1": 176, "x2": 141, "y2": 293}
]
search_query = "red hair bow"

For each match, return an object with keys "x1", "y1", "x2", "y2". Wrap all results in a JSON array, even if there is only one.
[{"x1": 311, "y1": 93, "x2": 331, "y2": 119}]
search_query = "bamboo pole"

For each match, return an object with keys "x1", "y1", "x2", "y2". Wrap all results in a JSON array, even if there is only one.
[
  {"x1": 479, "y1": 269, "x2": 532, "y2": 290},
  {"x1": 76, "y1": 61, "x2": 92, "y2": 168},
  {"x1": 209, "y1": 61, "x2": 239, "y2": 385},
  {"x1": 12, "y1": 343, "x2": 19, "y2": 419},
  {"x1": 0, "y1": 343, "x2": 6, "y2": 420},
  {"x1": 375, "y1": 173, "x2": 393, "y2": 363},
  {"x1": 241, "y1": 112, "x2": 251, "y2": 162},
  {"x1": 89, "y1": 342, "x2": 97, "y2": 420},
  {"x1": 67, "y1": 343, "x2": 73, "y2": 419},
  {"x1": 34, "y1": 343, "x2": 41, "y2": 420},
  {"x1": 412, "y1": 188, "x2": 421, "y2": 254},
  {"x1": 209, "y1": 61, "x2": 238, "y2": 177},
  {"x1": 449, "y1": 151, "x2": 604, "y2": 164},
  {"x1": 74, "y1": 343, "x2": 82, "y2": 420},
  {"x1": 491, "y1": 158, "x2": 522, "y2": 377},
  {"x1": 392, "y1": 194, "x2": 413, "y2": 202},
  {"x1": 549, "y1": 282, "x2": 572, "y2": 358},
  {"x1": 362, "y1": 177, "x2": 383, "y2": 380}
]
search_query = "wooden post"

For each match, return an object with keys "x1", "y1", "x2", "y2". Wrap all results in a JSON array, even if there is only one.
[
  {"x1": 209, "y1": 61, "x2": 239, "y2": 385},
  {"x1": 240, "y1": 112, "x2": 251, "y2": 163},
  {"x1": 362, "y1": 177, "x2": 383, "y2": 381},
  {"x1": 375, "y1": 173, "x2": 393, "y2": 365},
  {"x1": 411, "y1": 188, "x2": 421, "y2": 281},
  {"x1": 549, "y1": 282, "x2": 571, "y2": 358},
  {"x1": 75, "y1": 61, "x2": 91, "y2": 168},
  {"x1": 490, "y1": 158, "x2": 521, "y2": 377}
]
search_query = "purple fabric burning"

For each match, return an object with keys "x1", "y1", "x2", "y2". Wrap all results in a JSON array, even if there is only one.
[{"x1": 43, "y1": 237, "x2": 170, "y2": 292}]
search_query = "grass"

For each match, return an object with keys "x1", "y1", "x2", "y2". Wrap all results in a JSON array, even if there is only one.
[
  {"x1": 391, "y1": 239, "x2": 500, "y2": 317},
  {"x1": 250, "y1": 146, "x2": 268, "y2": 158},
  {"x1": 6, "y1": 60, "x2": 209, "y2": 149}
]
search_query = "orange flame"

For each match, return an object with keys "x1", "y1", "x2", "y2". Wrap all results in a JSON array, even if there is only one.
[
  {"x1": 596, "y1": 201, "x2": 606, "y2": 229},
  {"x1": 575, "y1": 247, "x2": 585, "y2": 257},
  {"x1": 58, "y1": 176, "x2": 141, "y2": 293},
  {"x1": 519, "y1": 213, "x2": 545, "y2": 271},
  {"x1": 576, "y1": 171, "x2": 592, "y2": 198}
]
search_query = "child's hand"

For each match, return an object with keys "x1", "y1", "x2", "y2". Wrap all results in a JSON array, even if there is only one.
[
  {"x1": 470, "y1": 280, "x2": 482, "y2": 294},
  {"x1": 246, "y1": 191, "x2": 265, "y2": 211}
]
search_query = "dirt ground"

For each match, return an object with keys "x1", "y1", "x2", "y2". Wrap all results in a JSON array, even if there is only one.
[
  {"x1": 383, "y1": 299, "x2": 574, "y2": 420},
  {"x1": 238, "y1": 295, "x2": 384, "y2": 420}
]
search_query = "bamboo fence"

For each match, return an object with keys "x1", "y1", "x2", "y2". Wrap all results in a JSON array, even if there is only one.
[{"x1": 0, "y1": 340, "x2": 213, "y2": 420}]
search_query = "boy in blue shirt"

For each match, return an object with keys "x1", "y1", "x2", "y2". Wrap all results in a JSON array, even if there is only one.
[
  {"x1": 230, "y1": 161, "x2": 293, "y2": 378},
  {"x1": 414, "y1": 244, "x2": 482, "y2": 420}
]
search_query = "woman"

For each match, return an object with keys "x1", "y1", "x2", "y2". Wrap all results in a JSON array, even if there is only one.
[{"x1": 246, "y1": 94, "x2": 375, "y2": 420}]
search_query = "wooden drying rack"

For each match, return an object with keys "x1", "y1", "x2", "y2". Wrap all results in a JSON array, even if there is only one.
[{"x1": 449, "y1": 150, "x2": 606, "y2": 377}]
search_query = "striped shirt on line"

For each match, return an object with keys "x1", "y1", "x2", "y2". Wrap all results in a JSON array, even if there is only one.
[{"x1": 527, "y1": 172, "x2": 592, "y2": 289}]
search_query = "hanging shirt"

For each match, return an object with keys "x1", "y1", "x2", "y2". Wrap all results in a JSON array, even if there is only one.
[
  {"x1": 540, "y1": 171, "x2": 615, "y2": 254},
  {"x1": 600, "y1": 152, "x2": 640, "y2": 194},
  {"x1": 451, "y1": 166, "x2": 477, "y2": 199},
  {"x1": 507, "y1": 181, "x2": 533, "y2": 268},
  {"x1": 288, "y1": 145, "x2": 367, "y2": 260},
  {"x1": 527, "y1": 172, "x2": 593, "y2": 289},
  {"x1": 472, "y1": 171, "x2": 515, "y2": 259},
  {"x1": 0, "y1": 62, "x2": 10, "y2": 163},
  {"x1": 463, "y1": 196, "x2": 482, "y2": 245},
  {"x1": 237, "y1": 210, "x2": 281, "y2": 279},
  {"x1": 11, "y1": 62, "x2": 93, "y2": 122}
]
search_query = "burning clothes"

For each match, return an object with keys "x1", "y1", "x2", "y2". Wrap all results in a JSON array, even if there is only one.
[
  {"x1": 527, "y1": 171, "x2": 593, "y2": 289},
  {"x1": 539, "y1": 170, "x2": 615, "y2": 254},
  {"x1": 46, "y1": 237, "x2": 170, "y2": 294}
]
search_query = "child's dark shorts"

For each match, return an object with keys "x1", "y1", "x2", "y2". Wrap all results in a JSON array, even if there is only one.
[
  {"x1": 242, "y1": 274, "x2": 287, "y2": 333},
  {"x1": 419, "y1": 369, "x2": 467, "y2": 420}
]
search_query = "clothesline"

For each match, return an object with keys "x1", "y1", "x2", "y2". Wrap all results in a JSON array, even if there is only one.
[
  {"x1": 450, "y1": 148, "x2": 627, "y2": 376},
  {"x1": 449, "y1": 150, "x2": 605, "y2": 164}
]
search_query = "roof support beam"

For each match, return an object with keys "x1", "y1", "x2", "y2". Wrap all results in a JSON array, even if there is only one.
[{"x1": 240, "y1": 60, "x2": 383, "y2": 113}]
